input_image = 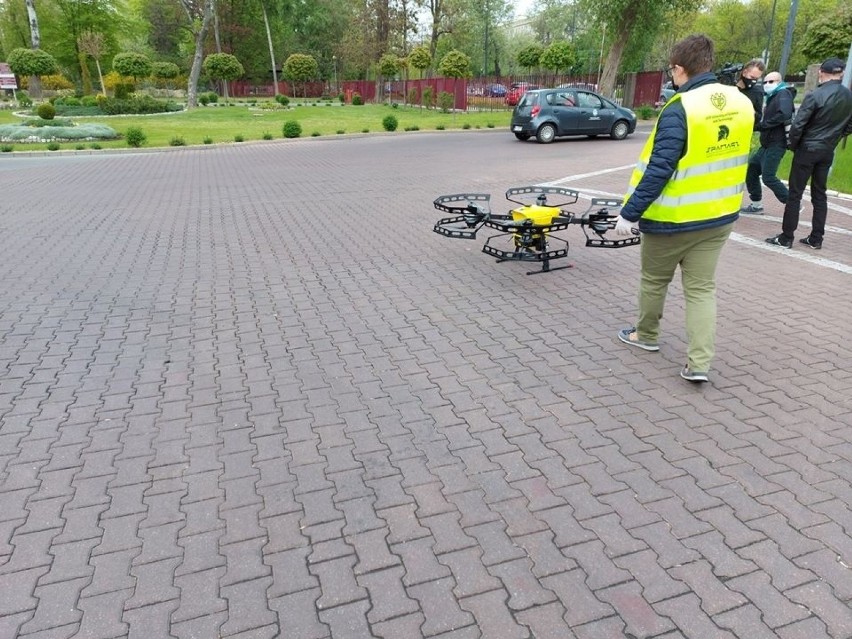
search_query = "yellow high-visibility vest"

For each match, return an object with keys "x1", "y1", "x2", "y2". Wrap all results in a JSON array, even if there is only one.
[{"x1": 626, "y1": 84, "x2": 754, "y2": 224}]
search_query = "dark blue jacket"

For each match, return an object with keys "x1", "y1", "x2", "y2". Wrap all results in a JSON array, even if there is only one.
[
  {"x1": 759, "y1": 84, "x2": 795, "y2": 148},
  {"x1": 621, "y1": 72, "x2": 742, "y2": 234}
]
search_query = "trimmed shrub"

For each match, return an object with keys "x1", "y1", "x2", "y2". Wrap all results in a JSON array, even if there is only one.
[
  {"x1": 636, "y1": 104, "x2": 657, "y2": 120},
  {"x1": 436, "y1": 124, "x2": 445, "y2": 130},
  {"x1": 382, "y1": 115, "x2": 398, "y2": 132},
  {"x1": 422, "y1": 86, "x2": 434, "y2": 108},
  {"x1": 203, "y1": 137, "x2": 213, "y2": 144},
  {"x1": 41, "y1": 74, "x2": 74, "y2": 90},
  {"x1": 352, "y1": 93, "x2": 363, "y2": 105},
  {"x1": 75, "y1": 144, "x2": 85, "y2": 150},
  {"x1": 262, "y1": 132, "x2": 273, "y2": 140},
  {"x1": 438, "y1": 91, "x2": 454, "y2": 113},
  {"x1": 336, "y1": 129, "x2": 345, "y2": 134},
  {"x1": 90, "y1": 143, "x2": 102, "y2": 149},
  {"x1": 169, "y1": 136, "x2": 186, "y2": 146},
  {"x1": 37, "y1": 103, "x2": 56, "y2": 120},
  {"x1": 275, "y1": 94, "x2": 290, "y2": 106},
  {"x1": 81, "y1": 96, "x2": 99, "y2": 107},
  {"x1": 125, "y1": 127, "x2": 147, "y2": 148},
  {"x1": 113, "y1": 83, "x2": 134, "y2": 99},
  {"x1": 1, "y1": 145, "x2": 14, "y2": 152},
  {"x1": 47, "y1": 142, "x2": 60, "y2": 151},
  {"x1": 407, "y1": 87, "x2": 418, "y2": 105},
  {"x1": 234, "y1": 134, "x2": 245, "y2": 142},
  {"x1": 462, "y1": 123, "x2": 471, "y2": 129},
  {"x1": 311, "y1": 131, "x2": 321, "y2": 136},
  {"x1": 282, "y1": 120, "x2": 302, "y2": 138}
]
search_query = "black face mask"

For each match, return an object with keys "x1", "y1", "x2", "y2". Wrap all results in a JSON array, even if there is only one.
[{"x1": 741, "y1": 76, "x2": 757, "y2": 90}]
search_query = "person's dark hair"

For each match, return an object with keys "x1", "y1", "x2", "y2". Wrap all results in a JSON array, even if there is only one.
[
  {"x1": 670, "y1": 34, "x2": 715, "y2": 77},
  {"x1": 744, "y1": 58, "x2": 766, "y2": 73}
]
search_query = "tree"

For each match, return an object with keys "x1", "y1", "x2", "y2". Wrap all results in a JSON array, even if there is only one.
[
  {"x1": 7, "y1": 47, "x2": 57, "y2": 96},
  {"x1": 800, "y1": 3, "x2": 852, "y2": 63},
  {"x1": 203, "y1": 52, "x2": 244, "y2": 99},
  {"x1": 409, "y1": 45, "x2": 432, "y2": 78},
  {"x1": 78, "y1": 31, "x2": 107, "y2": 94},
  {"x1": 438, "y1": 49, "x2": 470, "y2": 77},
  {"x1": 283, "y1": 53, "x2": 318, "y2": 99},
  {"x1": 540, "y1": 41, "x2": 577, "y2": 84},
  {"x1": 178, "y1": 0, "x2": 217, "y2": 109},
  {"x1": 152, "y1": 61, "x2": 180, "y2": 89},
  {"x1": 112, "y1": 52, "x2": 153, "y2": 83},
  {"x1": 378, "y1": 52, "x2": 399, "y2": 102},
  {"x1": 24, "y1": 0, "x2": 44, "y2": 97},
  {"x1": 517, "y1": 44, "x2": 544, "y2": 73},
  {"x1": 579, "y1": 0, "x2": 701, "y2": 98}
]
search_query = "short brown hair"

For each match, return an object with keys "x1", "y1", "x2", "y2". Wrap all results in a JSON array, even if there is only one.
[
  {"x1": 670, "y1": 34, "x2": 715, "y2": 77},
  {"x1": 744, "y1": 58, "x2": 766, "y2": 73}
]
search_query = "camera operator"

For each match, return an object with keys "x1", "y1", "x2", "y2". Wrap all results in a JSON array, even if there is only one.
[{"x1": 736, "y1": 58, "x2": 766, "y2": 127}]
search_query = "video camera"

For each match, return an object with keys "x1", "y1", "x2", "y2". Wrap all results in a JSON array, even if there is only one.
[{"x1": 717, "y1": 62, "x2": 744, "y2": 86}]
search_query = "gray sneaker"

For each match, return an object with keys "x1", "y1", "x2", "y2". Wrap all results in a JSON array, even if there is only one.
[
  {"x1": 680, "y1": 367, "x2": 709, "y2": 383},
  {"x1": 741, "y1": 202, "x2": 764, "y2": 214}
]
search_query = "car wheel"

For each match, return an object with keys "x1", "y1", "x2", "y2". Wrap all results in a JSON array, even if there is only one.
[
  {"x1": 514, "y1": 132, "x2": 531, "y2": 141},
  {"x1": 536, "y1": 123, "x2": 557, "y2": 144},
  {"x1": 610, "y1": 120, "x2": 630, "y2": 140}
]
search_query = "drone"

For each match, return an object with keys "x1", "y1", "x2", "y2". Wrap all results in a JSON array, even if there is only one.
[{"x1": 433, "y1": 186, "x2": 640, "y2": 274}]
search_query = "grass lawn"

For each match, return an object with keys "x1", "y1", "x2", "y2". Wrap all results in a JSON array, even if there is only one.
[
  {"x1": 0, "y1": 101, "x2": 513, "y2": 152},
  {"x1": 777, "y1": 139, "x2": 852, "y2": 195}
]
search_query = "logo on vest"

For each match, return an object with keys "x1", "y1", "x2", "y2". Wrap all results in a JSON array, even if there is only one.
[
  {"x1": 710, "y1": 92, "x2": 727, "y2": 111},
  {"x1": 718, "y1": 125, "x2": 730, "y2": 141}
]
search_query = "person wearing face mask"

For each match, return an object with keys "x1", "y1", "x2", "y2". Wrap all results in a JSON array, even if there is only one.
[
  {"x1": 614, "y1": 34, "x2": 754, "y2": 383},
  {"x1": 766, "y1": 57, "x2": 852, "y2": 249},
  {"x1": 741, "y1": 71, "x2": 796, "y2": 214},
  {"x1": 737, "y1": 58, "x2": 766, "y2": 127}
]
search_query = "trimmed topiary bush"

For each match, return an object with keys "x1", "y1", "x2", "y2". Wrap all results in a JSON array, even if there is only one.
[
  {"x1": 275, "y1": 94, "x2": 290, "y2": 106},
  {"x1": 382, "y1": 115, "x2": 398, "y2": 132},
  {"x1": 282, "y1": 120, "x2": 302, "y2": 138},
  {"x1": 37, "y1": 102, "x2": 56, "y2": 120},
  {"x1": 352, "y1": 93, "x2": 363, "y2": 106},
  {"x1": 125, "y1": 127, "x2": 147, "y2": 148}
]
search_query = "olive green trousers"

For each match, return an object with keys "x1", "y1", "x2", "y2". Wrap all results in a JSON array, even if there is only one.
[{"x1": 636, "y1": 223, "x2": 733, "y2": 373}]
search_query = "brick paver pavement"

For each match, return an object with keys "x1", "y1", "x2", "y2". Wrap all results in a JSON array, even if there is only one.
[{"x1": 1, "y1": 130, "x2": 851, "y2": 639}]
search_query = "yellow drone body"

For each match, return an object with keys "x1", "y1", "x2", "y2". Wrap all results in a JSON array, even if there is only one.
[{"x1": 511, "y1": 204, "x2": 561, "y2": 225}]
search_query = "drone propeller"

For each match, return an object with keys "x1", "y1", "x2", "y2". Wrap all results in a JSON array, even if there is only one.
[{"x1": 579, "y1": 198, "x2": 640, "y2": 248}]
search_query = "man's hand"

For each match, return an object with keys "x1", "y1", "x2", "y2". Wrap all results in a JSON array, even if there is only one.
[{"x1": 615, "y1": 216, "x2": 639, "y2": 237}]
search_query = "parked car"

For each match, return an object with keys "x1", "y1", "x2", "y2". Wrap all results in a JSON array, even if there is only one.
[
  {"x1": 505, "y1": 82, "x2": 540, "y2": 106},
  {"x1": 655, "y1": 81, "x2": 676, "y2": 108},
  {"x1": 510, "y1": 88, "x2": 637, "y2": 143},
  {"x1": 487, "y1": 83, "x2": 507, "y2": 97}
]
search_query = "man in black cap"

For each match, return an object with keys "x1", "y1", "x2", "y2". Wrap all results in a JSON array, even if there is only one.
[{"x1": 766, "y1": 57, "x2": 852, "y2": 249}]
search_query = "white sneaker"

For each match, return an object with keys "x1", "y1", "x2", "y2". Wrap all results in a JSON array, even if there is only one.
[{"x1": 741, "y1": 202, "x2": 764, "y2": 214}]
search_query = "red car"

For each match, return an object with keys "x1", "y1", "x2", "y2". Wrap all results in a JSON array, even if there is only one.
[{"x1": 505, "y1": 82, "x2": 540, "y2": 106}]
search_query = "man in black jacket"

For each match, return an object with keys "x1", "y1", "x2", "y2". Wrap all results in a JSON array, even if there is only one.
[
  {"x1": 737, "y1": 58, "x2": 766, "y2": 127},
  {"x1": 741, "y1": 71, "x2": 795, "y2": 213},
  {"x1": 767, "y1": 57, "x2": 852, "y2": 248}
]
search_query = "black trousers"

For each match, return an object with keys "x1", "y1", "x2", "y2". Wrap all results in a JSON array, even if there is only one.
[{"x1": 782, "y1": 148, "x2": 834, "y2": 241}]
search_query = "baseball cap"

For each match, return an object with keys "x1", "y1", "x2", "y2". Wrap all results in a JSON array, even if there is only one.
[{"x1": 819, "y1": 57, "x2": 845, "y2": 73}]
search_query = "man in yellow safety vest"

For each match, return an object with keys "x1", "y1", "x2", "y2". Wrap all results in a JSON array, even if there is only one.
[{"x1": 614, "y1": 34, "x2": 754, "y2": 383}]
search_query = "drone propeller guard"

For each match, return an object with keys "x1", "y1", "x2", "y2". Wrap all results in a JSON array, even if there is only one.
[{"x1": 433, "y1": 187, "x2": 639, "y2": 274}]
